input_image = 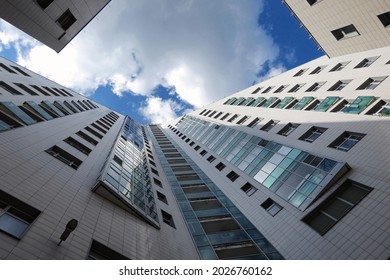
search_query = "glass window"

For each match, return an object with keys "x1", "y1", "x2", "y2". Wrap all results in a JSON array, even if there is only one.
[
  {"x1": 329, "y1": 131, "x2": 365, "y2": 152},
  {"x1": 292, "y1": 97, "x2": 314, "y2": 110},
  {"x1": 314, "y1": 96, "x2": 340, "y2": 112},
  {"x1": 299, "y1": 126, "x2": 327, "y2": 143},
  {"x1": 342, "y1": 96, "x2": 376, "y2": 114},
  {"x1": 0, "y1": 101, "x2": 36, "y2": 125},
  {"x1": 331, "y1": 24, "x2": 360, "y2": 40}
]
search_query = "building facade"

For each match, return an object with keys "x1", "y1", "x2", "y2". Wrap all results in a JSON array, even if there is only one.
[
  {"x1": 284, "y1": 0, "x2": 390, "y2": 57},
  {"x1": 0, "y1": 0, "x2": 111, "y2": 52},
  {"x1": 164, "y1": 45, "x2": 390, "y2": 259}
]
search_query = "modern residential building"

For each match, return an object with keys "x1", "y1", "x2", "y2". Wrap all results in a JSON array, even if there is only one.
[
  {"x1": 0, "y1": 0, "x2": 111, "y2": 52},
  {"x1": 284, "y1": 0, "x2": 390, "y2": 57},
  {"x1": 1, "y1": 2, "x2": 390, "y2": 260},
  {"x1": 165, "y1": 44, "x2": 390, "y2": 259}
]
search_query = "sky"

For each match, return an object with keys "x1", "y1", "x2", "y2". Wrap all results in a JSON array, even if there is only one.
[{"x1": 0, "y1": 0, "x2": 323, "y2": 125}]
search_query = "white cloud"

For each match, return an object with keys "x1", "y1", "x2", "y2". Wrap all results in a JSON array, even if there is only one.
[
  {"x1": 255, "y1": 63, "x2": 287, "y2": 83},
  {"x1": 0, "y1": 0, "x2": 281, "y2": 115},
  {"x1": 139, "y1": 97, "x2": 183, "y2": 124}
]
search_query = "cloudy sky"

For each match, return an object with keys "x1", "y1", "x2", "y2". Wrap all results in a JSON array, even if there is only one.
[{"x1": 0, "y1": 0, "x2": 322, "y2": 124}]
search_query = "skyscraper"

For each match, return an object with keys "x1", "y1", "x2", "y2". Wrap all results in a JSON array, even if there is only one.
[
  {"x1": 0, "y1": 0, "x2": 111, "y2": 52},
  {"x1": 0, "y1": 1, "x2": 389, "y2": 260}
]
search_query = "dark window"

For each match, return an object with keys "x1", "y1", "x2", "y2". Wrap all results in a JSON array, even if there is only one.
[
  {"x1": 251, "y1": 87, "x2": 262, "y2": 94},
  {"x1": 331, "y1": 24, "x2": 360, "y2": 40},
  {"x1": 194, "y1": 145, "x2": 200, "y2": 151},
  {"x1": 11, "y1": 66, "x2": 30, "y2": 77},
  {"x1": 64, "y1": 137, "x2": 92, "y2": 155},
  {"x1": 157, "y1": 192, "x2": 168, "y2": 204},
  {"x1": 153, "y1": 178, "x2": 163, "y2": 188},
  {"x1": 354, "y1": 56, "x2": 379, "y2": 68},
  {"x1": 56, "y1": 9, "x2": 77, "y2": 31},
  {"x1": 87, "y1": 240, "x2": 129, "y2": 260},
  {"x1": 215, "y1": 162, "x2": 226, "y2": 171},
  {"x1": 236, "y1": 115, "x2": 248, "y2": 124},
  {"x1": 293, "y1": 68, "x2": 307, "y2": 77},
  {"x1": 261, "y1": 198, "x2": 282, "y2": 216},
  {"x1": 0, "y1": 190, "x2": 40, "y2": 239},
  {"x1": 241, "y1": 183, "x2": 257, "y2": 196},
  {"x1": 329, "y1": 61, "x2": 350, "y2": 72},
  {"x1": 30, "y1": 85, "x2": 51, "y2": 96},
  {"x1": 46, "y1": 145, "x2": 82, "y2": 169},
  {"x1": 0, "y1": 63, "x2": 16, "y2": 74},
  {"x1": 151, "y1": 168, "x2": 159, "y2": 175},
  {"x1": 227, "y1": 171, "x2": 239, "y2": 182},
  {"x1": 303, "y1": 180, "x2": 372, "y2": 235},
  {"x1": 260, "y1": 120, "x2": 279, "y2": 132},
  {"x1": 274, "y1": 85, "x2": 288, "y2": 93},
  {"x1": 161, "y1": 210, "x2": 175, "y2": 228},
  {"x1": 14, "y1": 83, "x2": 39, "y2": 96},
  {"x1": 0, "y1": 81, "x2": 23, "y2": 95},
  {"x1": 76, "y1": 131, "x2": 98, "y2": 146},
  {"x1": 85, "y1": 126, "x2": 103, "y2": 139},
  {"x1": 277, "y1": 123, "x2": 300, "y2": 136},
  {"x1": 247, "y1": 117, "x2": 262, "y2": 128},
  {"x1": 310, "y1": 66, "x2": 326, "y2": 74},
  {"x1": 306, "y1": 82, "x2": 325, "y2": 92},
  {"x1": 306, "y1": 0, "x2": 323, "y2": 5},
  {"x1": 328, "y1": 80, "x2": 351, "y2": 91},
  {"x1": 356, "y1": 77, "x2": 387, "y2": 90},
  {"x1": 200, "y1": 150, "x2": 207, "y2": 156},
  {"x1": 288, "y1": 84, "x2": 304, "y2": 92},
  {"x1": 377, "y1": 11, "x2": 390, "y2": 27},
  {"x1": 262, "y1": 86, "x2": 273, "y2": 93},
  {"x1": 207, "y1": 155, "x2": 216, "y2": 163},
  {"x1": 299, "y1": 126, "x2": 327, "y2": 143},
  {"x1": 328, "y1": 131, "x2": 365, "y2": 152}
]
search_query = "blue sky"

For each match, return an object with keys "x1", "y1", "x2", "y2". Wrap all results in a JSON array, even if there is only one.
[{"x1": 0, "y1": 0, "x2": 323, "y2": 125}]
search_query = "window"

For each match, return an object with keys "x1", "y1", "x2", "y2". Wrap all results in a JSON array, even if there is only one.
[
  {"x1": 260, "y1": 120, "x2": 279, "y2": 132},
  {"x1": 153, "y1": 178, "x2": 163, "y2": 188},
  {"x1": 11, "y1": 66, "x2": 30, "y2": 77},
  {"x1": 342, "y1": 96, "x2": 376, "y2": 114},
  {"x1": 377, "y1": 11, "x2": 390, "y2": 27},
  {"x1": 314, "y1": 96, "x2": 340, "y2": 112},
  {"x1": 0, "y1": 81, "x2": 23, "y2": 95},
  {"x1": 227, "y1": 114, "x2": 240, "y2": 123},
  {"x1": 292, "y1": 96, "x2": 314, "y2": 110},
  {"x1": 220, "y1": 113, "x2": 230, "y2": 121},
  {"x1": 356, "y1": 77, "x2": 387, "y2": 90},
  {"x1": 329, "y1": 61, "x2": 350, "y2": 72},
  {"x1": 251, "y1": 87, "x2": 262, "y2": 94},
  {"x1": 14, "y1": 83, "x2": 38, "y2": 96},
  {"x1": 157, "y1": 191, "x2": 168, "y2": 204},
  {"x1": 214, "y1": 112, "x2": 223, "y2": 118},
  {"x1": 366, "y1": 100, "x2": 390, "y2": 116},
  {"x1": 236, "y1": 115, "x2": 248, "y2": 124},
  {"x1": 293, "y1": 68, "x2": 308, "y2": 77},
  {"x1": 215, "y1": 162, "x2": 226, "y2": 171},
  {"x1": 262, "y1": 86, "x2": 274, "y2": 93},
  {"x1": 261, "y1": 198, "x2": 282, "y2": 216},
  {"x1": 56, "y1": 9, "x2": 77, "y2": 31},
  {"x1": 46, "y1": 145, "x2": 82, "y2": 169},
  {"x1": 35, "y1": 0, "x2": 54, "y2": 9},
  {"x1": 329, "y1": 131, "x2": 365, "y2": 152},
  {"x1": 151, "y1": 168, "x2": 159, "y2": 175},
  {"x1": 207, "y1": 155, "x2": 216, "y2": 163},
  {"x1": 175, "y1": 173, "x2": 200, "y2": 181},
  {"x1": 303, "y1": 180, "x2": 372, "y2": 235},
  {"x1": 277, "y1": 123, "x2": 300, "y2": 136},
  {"x1": 275, "y1": 97, "x2": 295, "y2": 109},
  {"x1": 85, "y1": 126, "x2": 103, "y2": 139},
  {"x1": 64, "y1": 137, "x2": 92, "y2": 155},
  {"x1": 247, "y1": 117, "x2": 262, "y2": 128},
  {"x1": 331, "y1": 24, "x2": 360, "y2": 40},
  {"x1": 200, "y1": 150, "x2": 207, "y2": 156},
  {"x1": 328, "y1": 80, "x2": 351, "y2": 91},
  {"x1": 76, "y1": 131, "x2": 98, "y2": 146},
  {"x1": 0, "y1": 101, "x2": 36, "y2": 125},
  {"x1": 0, "y1": 63, "x2": 16, "y2": 74},
  {"x1": 354, "y1": 56, "x2": 379, "y2": 68},
  {"x1": 0, "y1": 190, "x2": 40, "y2": 239},
  {"x1": 306, "y1": 0, "x2": 323, "y2": 5},
  {"x1": 306, "y1": 82, "x2": 325, "y2": 92},
  {"x1": 299, "y1": 126, "x2": 327, "y2": 143},
  {"x1": 274, "y1": 85, "x2": 288, "y2": 93},
  {"x1": 87, "y1": 240, "x2": 129, "y2": 260},
  {"x1": 241, "y1": 183, "x2": 257, "y2": 196},
  {"x1": 208, "y1": 111, "x2": 217, "y2": 118},
  {"x1": 310, "y1": 65, "x2": 326, "y2": 74},
  {"x1": 226, "y1": 171, "x2": 239, "y2": 182},
  {"x1": 161, "y1": 210, "x2": 175, "y2": 228},
  {"x1": 194, "y1": 145, "x2": 200, "y2": 151},
  {"x1": 30, "y1": 85, "x2": 50, "y2": 96},
  {"x1": 288, "y1": 83, "x2": 305, "y2": 92}
]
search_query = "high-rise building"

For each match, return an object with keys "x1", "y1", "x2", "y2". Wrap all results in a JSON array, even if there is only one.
[
  {"x1": 0, "y1": 0, "x2": 111, "y2": 52},
  {"x1": 1, "y1": 2, "x2": 390, "y2": 260},
  {"x1": 284, "y1": 0, "x2": 390, "y2": 57}
]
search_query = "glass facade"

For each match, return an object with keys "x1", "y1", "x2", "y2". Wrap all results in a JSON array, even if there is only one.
[
  {"x1": 94, "y1": 117, "x2": 158, "y2": 227},
  {"x1": 176, "y1": 116, "x2": 349, "y2": 211},
  {"x1": 149, "y1": 125, "x2": 283, "y2": 260}
]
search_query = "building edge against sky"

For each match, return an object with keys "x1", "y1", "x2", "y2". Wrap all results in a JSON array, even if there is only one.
[
  {"x1": 0, "y1": 0, "x2": 389, "y2": 259},
  {"x1": 0, "y1": 0, "x2": 111, "y2": 53}
]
